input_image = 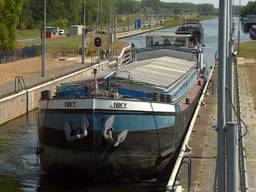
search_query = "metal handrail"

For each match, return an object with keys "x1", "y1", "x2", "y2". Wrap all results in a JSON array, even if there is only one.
[
  {"x1": 14, "y1": 76, "x2": 26, "y2": 92},
  {"x1": 167, "y1": 156, "x2": 192, "y2": 192},
  {"x1": 166, "y1": 53, "x2": 217, "y2": 191}
]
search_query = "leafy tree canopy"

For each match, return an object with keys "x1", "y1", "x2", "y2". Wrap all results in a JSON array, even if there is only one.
[
  {"x1": 18, "y1": 0, "x2": 218, "y2": 29},
  {"x1": 0, "y1": 0, "x2": 23, "y2": 51},
  {"x1": 241, "y1": 1, "x2": 256, "y2": 16},
  {"x1": 0, "y1": 0, "x2": 218, "y2": 50}
]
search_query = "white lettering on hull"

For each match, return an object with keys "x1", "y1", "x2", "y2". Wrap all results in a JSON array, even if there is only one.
[
  {"x1": 40, "y1": 99, "x2": 176, "y2": 113},
  {"x1": 110, "y1": 102, "x2": 127, "y2": 109},
  {"x1": 65, "y1": 102, "x2": 76, "y2": 108}
]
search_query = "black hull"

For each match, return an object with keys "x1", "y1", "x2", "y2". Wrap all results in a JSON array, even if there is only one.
[
  {"x1": 242, "y1": 21, "x2": 256, "y2": 33},
  {"x1": 39, "y1": 125, "x2": 176, "y2": 179},
  {"x1": 38, "y1": 84, "x2": 205, "y2": 181},
  {"x1": 250, "y1": 29, "x2": 256, "y2": 40}
]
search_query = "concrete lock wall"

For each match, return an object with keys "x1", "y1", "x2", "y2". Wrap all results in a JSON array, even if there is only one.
[
  {"x1": 0, "y1": 62, "x2": 108, "y2": 125},
  {"x1": 0, "y1": 45, "x2": 131, "y2": 125},
  {"x1": 0, "y1": 92, "x2": 27, "y2": 124}
]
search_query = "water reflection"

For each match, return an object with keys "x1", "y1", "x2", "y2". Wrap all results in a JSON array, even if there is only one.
[
  {"x1": 0, "y1": 111, "x2": 40, "y2": 191},
  {"x1": 0, "y1": 110, "x2": 169, "y2": 191}
]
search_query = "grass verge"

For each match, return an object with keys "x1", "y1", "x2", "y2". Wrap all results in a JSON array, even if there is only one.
[
  {"x1": 16, "y1": 29, "x2": 41, "y2": 39},
  {"x1": 16, "y1": 32, "x2": 128, "y2": 57},
  {"x1": 164, "y1": 15, "x2": 216, "y2": 28},
  {"x1": 15, "y1": 15, "x2": 216, "y2": 57},
  {"x1": 246, "y1": 63, "x2": 256, "y2": 107},
  {"x1": 239, "y1": 40, "x2": 256, "y2": 107},
  {"x1": 238, "y1": 41, "x2": 256, "y2": 59}
]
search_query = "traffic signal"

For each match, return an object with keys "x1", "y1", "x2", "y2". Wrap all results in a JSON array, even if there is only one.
[{"x1": 94, "y1": 37, "x2": 102, "y2": 47}]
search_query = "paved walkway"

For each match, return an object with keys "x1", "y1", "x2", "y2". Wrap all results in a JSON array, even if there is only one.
[
  {"x1": 177, "y1": 67, "x2": 218, "y2": 191},
  {"x1": 177, "y1": 58, "x2": 256, "y2": 191},
  {"x1": 0, "y1": 56, "x2": 95, "y2": 98},
  {"x1": 117, "y1": 27, "x2": 163, "y2": 39},
  {"x1": 238, "y1": 58, "x2": 256, "y2": 191},
  {"x1": 0, "y1": 28, "x2": 155, "y2": 98}
]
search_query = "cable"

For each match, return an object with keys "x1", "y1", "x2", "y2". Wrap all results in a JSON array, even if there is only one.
[{"x1": 225, "y1": 86, "x2": 248, "y2": 139}]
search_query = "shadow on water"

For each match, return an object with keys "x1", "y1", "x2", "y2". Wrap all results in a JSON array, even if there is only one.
[{"x1": 37, "y1": 173, "x2": 170, "y2": 192}]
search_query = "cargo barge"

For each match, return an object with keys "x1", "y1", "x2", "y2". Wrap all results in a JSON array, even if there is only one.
[
  {"x1": 175, "y1": 19, "x2": 204, "y2": 44},
  {"x1": 250, "y1": 25, "x2": 256, "y2": 40},
  {"x1": 38, "y1": 33, "x2": 206, "y2": 181}
]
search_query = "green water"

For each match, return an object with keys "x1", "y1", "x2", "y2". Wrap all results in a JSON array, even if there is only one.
[{"x1": 0, "y1": 111, "x2": 168, "y2": 191}]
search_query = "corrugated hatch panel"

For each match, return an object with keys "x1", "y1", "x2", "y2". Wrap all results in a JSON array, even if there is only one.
[{"x1": 115, "y1": 56, "x2": 196, "y2": 89}]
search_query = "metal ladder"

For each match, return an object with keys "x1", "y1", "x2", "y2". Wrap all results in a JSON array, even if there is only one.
[
  {"x1": 167, "y1": 156, "x2": 192, "y2": 192},
  {"x1": 14, "y1": 76, "x2": 26, "y2": 92}
]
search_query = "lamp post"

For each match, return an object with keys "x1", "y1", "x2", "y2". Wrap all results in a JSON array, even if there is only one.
[
  {"x1": 108, "y1": 0, "x2": 112, "y2": 54},
  {"x1": 41, "y1": 0, "x2": 46, "y2": 77},
  {"x1": 82, "y1": 0, "x2": 86, "y2": 64},
  {"x1": 217, "y1": 0, "x2": 228, "y2": 191},
  {"x1": 100, "y1": 0, "x2": 103, "y2": 45}
]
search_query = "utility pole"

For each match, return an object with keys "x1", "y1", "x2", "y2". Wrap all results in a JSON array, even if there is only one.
[
  {"x1": 237, "y1": 0, "x2": 242, "y2": 54},
  {"x1": 41, "y1": 0, "x2": 46, "y2": 77},
  {"x1": 108, "y1": 0, "x2": 112, "y2": 54},
  {"x1": 100, "y1": 0, "x2": 103, "y2": 45},
  {"x1": 128, "y1": 1, "x2": 131, "y2": 31},
  {"x1": 227, "y1": 121, "x2": 239, "y2": 192},
  {"x1": 96, "y1": 0, "x2": 100, "y2": 61},
  {"x1": 82, "y1": 0, "x2": 86, "y2": 64},
  {"x1": 149, "y1": 14, "x2": 152, "y2": 32},
  {"x1": 114, "y1": 9, "x2": 117, "y2": 41},
  {"x1": 83, "y1": 0, "x2": 86, "y2": 30},
  {"x1": 128, "y1": 15, "x2": 130, "y2": 31},
  {"x1": 217, "y1": 0, "x2": 227, "y2": 191},
  {"x1": 226, "y1": 0, "x2": 232, "y2": 123},
  {"x1": 226, "y1": 0, "x2": 239, "y2": 191},
  {"x1": 96, "y1": 0, "x2": 99, "y2": 34}
]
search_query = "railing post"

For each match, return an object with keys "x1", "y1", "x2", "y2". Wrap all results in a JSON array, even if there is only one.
[
  {"x1": 226, "y1": 122, "x2": 239, "y2": 192},
  {"x1": 217, "y1": 0, "x2": 228, "y2": 191},
  {"x1": 168, "y1": 156, "x2": 192, "y2": 192}
]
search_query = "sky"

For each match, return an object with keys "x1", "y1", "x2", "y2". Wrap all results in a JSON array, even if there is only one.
[{"x1": 160, "y1": 0, "x2": 250, "y2": 8}]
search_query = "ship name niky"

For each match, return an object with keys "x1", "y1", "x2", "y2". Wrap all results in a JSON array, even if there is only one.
[
  {"x1": 65, "y1": 102, "x2": 76, "y2": 108},
  {"x1": 110, "y1": 102, "x2": 127, "y2": 109}
]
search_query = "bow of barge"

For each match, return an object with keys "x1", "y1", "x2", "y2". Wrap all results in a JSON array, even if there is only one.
[{"x1": 38, "y1": 35, "x2": 206, "y2": 181}]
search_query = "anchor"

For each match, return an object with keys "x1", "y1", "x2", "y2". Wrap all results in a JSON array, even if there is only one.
[
  {"x1": 103, "y1": 115, "x2": 128, "y2": 147},
  {"x1": 64, "y1": 115, "x2": 89, "y2": 141}
]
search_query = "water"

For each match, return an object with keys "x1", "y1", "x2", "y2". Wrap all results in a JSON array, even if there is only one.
[
  {"x1": 0, "y1": 18, "x2": 251, "y2": 192},
  {"x1": 0, "y1": 112, "x2": 40, "y2": 192},
  {"x1": 123, "y1": 17, "x2": 250, "y2": 67}
]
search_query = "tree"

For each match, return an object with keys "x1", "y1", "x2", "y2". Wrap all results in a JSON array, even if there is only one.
[
  {"x1": 198, "y1": 4, "x2": 217, "y2": 15},
  {"x1": 63, "y1": 0, "x2": 83, "y2": 25},
  {"x1": 17, "y1": 0, "x2": 217, "y2": 30},
  {"x1": 142, "y1": 0, "x2": 161, "y2": 13},
  {"x1": 241, "y1": 1, "x2": 256, "y2": 16},
  {"x1": 19, "y1": 0, "x2": 33, "y2": 29},
  {"x1": 0, "y1": 0, "x2": 24, "y2": 51},
  {"x1": 86, "y1": 0, "x2": 98, "y2": 26}
]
